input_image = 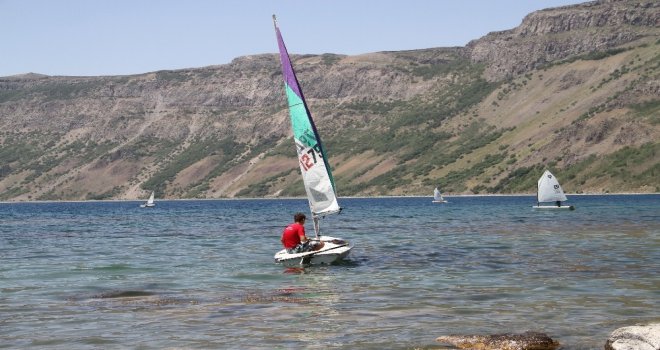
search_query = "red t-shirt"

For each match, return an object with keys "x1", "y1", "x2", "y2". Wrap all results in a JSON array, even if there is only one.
[{"x1": 281, "y1": 222, "x2": 305, "y2": 249}]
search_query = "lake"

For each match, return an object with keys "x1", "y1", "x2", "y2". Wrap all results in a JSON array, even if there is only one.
[{"x1": 1, "y1": 195, "x2": 658, "y2": 349}]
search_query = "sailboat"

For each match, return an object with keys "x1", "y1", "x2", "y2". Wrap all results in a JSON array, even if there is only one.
[
  {"x1": 140, "y1": 191, "x2": 155, "y2": 208},
  {"x1": 532, "y1": 170, "x2": 575, "y2": 210},
  {"x1": 432, "y1": 187, "x2": 447, "y2": 203},
  {"x1": 272, "y1": 15, "x2": 352, "y2": 267}
]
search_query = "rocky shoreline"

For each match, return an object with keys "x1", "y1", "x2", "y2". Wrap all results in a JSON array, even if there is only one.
[{"x1": 435, "y1": 323, "x2": 660, "y2": 350}]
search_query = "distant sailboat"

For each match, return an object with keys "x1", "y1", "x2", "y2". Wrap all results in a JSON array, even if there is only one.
[
  {"x1": 271, "y1": 15, "x2": 352, "y2": 267},
  {"x1": 140, "y1": 191, "x2": 155, "y2": 208},
  {"x1": 532, "y1": 170, "x2": 575, "y2": 210},
  {"x1": 432, "y1": 187, "x2": 447, "y2": 203}
]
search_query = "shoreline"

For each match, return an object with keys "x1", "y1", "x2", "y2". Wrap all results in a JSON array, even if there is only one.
[{"x1": 1, "y1": 192, "x2": 658, "y2": 204}]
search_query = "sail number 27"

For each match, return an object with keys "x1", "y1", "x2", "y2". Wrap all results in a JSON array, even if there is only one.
[
  {"x1": 296, "y1": 132, "x2": 323, "y2": 171},
  {"x1": 300, "y1": 147, "x2": 318, "y2": 171}
]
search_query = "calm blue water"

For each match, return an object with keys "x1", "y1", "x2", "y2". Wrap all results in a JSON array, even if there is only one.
[{"x1": 1, "y1": 195, "x2": 658, "y2": 349}]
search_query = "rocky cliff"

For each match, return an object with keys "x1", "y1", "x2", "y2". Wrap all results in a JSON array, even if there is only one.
[
  {"x1": 0, "y1": 0, "x2": 658, "y2": 201},
  {"x1": 467, "y1": 0, "x2": 659, "y2": 80}
]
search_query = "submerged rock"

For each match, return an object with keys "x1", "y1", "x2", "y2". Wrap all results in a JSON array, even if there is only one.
[
  {"x1": 604, "y1": 323, "x2": 660, "y2": 350},
  {"x1": 436, "y1": 331, "x2": 559, "y2": 350}
]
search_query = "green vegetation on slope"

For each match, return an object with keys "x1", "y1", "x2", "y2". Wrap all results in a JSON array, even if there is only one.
[
  {"x1": 485, "y1": 143, "x2": 659, "y2": 194},
  {"x1": 141, "y1": 137, "x2": 239, "y2": 196}
]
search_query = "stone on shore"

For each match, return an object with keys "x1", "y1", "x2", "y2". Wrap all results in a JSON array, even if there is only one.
[
  {"x1": 604, "y1": 323, "x2": 660, "y2": 350},
  {"x1": 436, "y1": 331, "x2": 559, "y2": 350}
]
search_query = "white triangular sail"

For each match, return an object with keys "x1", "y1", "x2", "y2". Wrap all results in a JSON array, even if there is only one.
[
  {"x1": 433, "y1": 187, "x2": 443, "y2": 201},
  {"x1": 537, "y1": 170, "x2": 568, "y2": 203}
]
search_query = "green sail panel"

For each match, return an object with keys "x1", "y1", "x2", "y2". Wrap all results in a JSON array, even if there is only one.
[{"x1": 285, "y1": 85, "x2": 314, "y2": 146}]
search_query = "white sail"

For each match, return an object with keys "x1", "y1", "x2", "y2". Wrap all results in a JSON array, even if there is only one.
[
  {"x1": 434, "y1": 188, "x2": 443, "y2": 201},
  {"x1": 147, "y1": 191, "x2": 155, "y2": 205},
  {"x1": 295, "y1": 139, "x2": 340, "y2": 217},
  {"x1": 537, "y1": 170, "x2": 568, "y2": 203}
]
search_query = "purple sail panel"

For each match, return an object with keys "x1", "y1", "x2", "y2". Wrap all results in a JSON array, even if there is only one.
[{"x1": 274, "y1": 26, "x2": 302, "y2": 98}]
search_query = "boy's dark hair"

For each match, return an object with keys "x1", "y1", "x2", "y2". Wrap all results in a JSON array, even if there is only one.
[{"x1": 294, "y1": 212, "x2": 306, "y2": 223}]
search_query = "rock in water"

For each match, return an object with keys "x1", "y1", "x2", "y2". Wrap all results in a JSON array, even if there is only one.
[
  {"x1": 436, "y1": 331, "x2": 559, "y2": 350},
  {"x1": 604, "y1": 323, "x2": 660, "y2": 350}
]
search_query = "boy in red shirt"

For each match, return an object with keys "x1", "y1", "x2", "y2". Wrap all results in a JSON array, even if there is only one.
[{"x1": 281, "y1": 212, "x2": 322, "y2": 253}]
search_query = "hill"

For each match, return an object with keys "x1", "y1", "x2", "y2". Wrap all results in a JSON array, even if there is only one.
[{"x1": 0, "y1": 0, "x2": 658, "y2": 201}]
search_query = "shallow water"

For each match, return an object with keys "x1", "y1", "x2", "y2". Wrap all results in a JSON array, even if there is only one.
[{"x1": 1, "y1": 195, "x2": 658, "y2": 349}]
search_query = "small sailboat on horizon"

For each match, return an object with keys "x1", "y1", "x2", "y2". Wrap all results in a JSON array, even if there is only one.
[
  {"x1": 140, "y1": 191, "x2": 156, "y2": 208},
  {"x1": 532, "y1": 170, "x2": 575, "y2": 210},
  {"x1": 271, "y1": 15, "x2": 352, "y2": 267},
  {"x1": 432, "y1": 187, "x2": 447, "y2": 203}
]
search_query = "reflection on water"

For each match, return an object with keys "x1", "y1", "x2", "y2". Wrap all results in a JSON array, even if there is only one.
[{"x1": 0, "y1": 195, "x2": 658, "y2": 349}]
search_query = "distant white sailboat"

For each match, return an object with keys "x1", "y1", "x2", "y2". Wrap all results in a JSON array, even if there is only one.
[
  {"x1": 532, "y1": 170, "x2": 574, "y2": 210},
  {"x1": 140, "y1": 191, "x2": 156, "y2": 208},
  {"x1": 432, "y1": 187, "x2": 447, "y2": 203}
]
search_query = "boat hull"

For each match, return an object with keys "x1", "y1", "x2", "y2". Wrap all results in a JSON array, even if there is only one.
[
  {"x1": 533, "y1": 205, "x2": 575, "y2": 210},
  {"x1": 432, "y1": 200, "x2": 448, "y2": 203},
  {"x1": 274, "y1": 235, "x2": 352, "y2": 267}
]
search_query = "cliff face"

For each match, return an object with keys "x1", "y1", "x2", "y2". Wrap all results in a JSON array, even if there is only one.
[
  {"x1": 0, "y1": 0, "x2": 658, "y2": 201},
  {"x1": 0, "y1": 51, "x2": 446, "y2": 142},
  {"x1": 466, "y1": 0, "x2": 659, "y2": 80}
]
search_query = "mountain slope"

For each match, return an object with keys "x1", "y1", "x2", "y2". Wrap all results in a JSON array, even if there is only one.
[{"x1": 0, "y1": 0, "x2": 658, "y2": 201}]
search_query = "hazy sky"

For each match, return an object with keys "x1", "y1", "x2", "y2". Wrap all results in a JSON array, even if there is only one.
[{"x1": 1, "y1": 0, "x2": 585, "y2": 77}]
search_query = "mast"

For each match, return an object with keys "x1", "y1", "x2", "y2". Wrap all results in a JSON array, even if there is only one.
[{"x1": 313, "y1": 217, "x2": 321, "y2": 239}]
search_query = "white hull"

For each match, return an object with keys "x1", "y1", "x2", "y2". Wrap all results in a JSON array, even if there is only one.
[
  {"x1": 140, "y1": 203, "x2": 155, "y2": 208},
  {"x1": 533, "y1": 205, "x2": 575, "y2": 210},
  {"x1": 432, "y1": 200, "x2": 448, "y2": 203},
  {"x1": 274, "y1": 235, "x2": 352, "y2": 267}
]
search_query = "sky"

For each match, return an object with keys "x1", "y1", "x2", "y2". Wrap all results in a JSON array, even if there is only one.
[{"x1": 1, "y1": 0, "x2": 586, "y2": 77}]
